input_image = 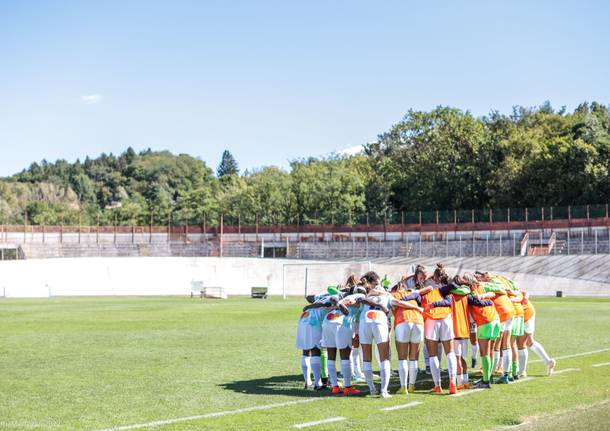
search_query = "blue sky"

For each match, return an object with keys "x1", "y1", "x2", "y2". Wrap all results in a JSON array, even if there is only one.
[{"x1": 1, "y1": 0, "x2": 609, "y2": 176}]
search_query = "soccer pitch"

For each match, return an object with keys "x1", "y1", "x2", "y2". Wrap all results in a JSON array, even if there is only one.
[{"x1": 1, "y1": 296, "x2": 609, "y2": 431}]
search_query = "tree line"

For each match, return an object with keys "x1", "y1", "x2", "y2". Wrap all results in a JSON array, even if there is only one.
[{"x1": 1, "y1": 101, "x2": 609, "y2": 226}]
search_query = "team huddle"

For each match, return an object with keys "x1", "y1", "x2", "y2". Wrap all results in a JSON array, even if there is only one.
[{"x1": 296, "y1": 264, "x2": 556, "y2": 398}]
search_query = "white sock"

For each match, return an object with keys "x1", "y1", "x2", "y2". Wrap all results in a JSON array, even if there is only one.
[
  {"x1": 363, "y1": 361, "x2": 375, "y2": 392},
  {"x1": 518, "y1": 348, "x2": 528, "y2": 374},
  {"x1": 311, "y1": 356, "x2": 321, "y2": 386},
  {"x1": 341, "y1": 359, "x2": 352, "y2": 387},
  {"x1": 446, "y1": 351, "x2": 457, "y2": 380},
  {"x1": 493, "y1": 350, "x2": 501, "y2": 370},
  {"x1": 380, "y1": 359, "x2": 391, "y2": 393},
  {"x1": 351, "y1": 347, "x2": 362, "y2": 375},
  {"x1": 301, "y1": 355, "x2": 312, "y2": 386},
  {"x1": 408, "y1": 360, "x2": 419, "y2": 385},
  {"x1": 423, "y1": 344, "x2": 430, "y2": 368},
  {"x1": 457, "y1": 374, "x2": 463, "y2": 386},
  {"x1": 398, "y1": 359, "x2": 409, "y2": 388},
  {"x1": 327, "y1": 360, "x2": 338, "y2": 387},
  {"x1": 501, "y1": 348, "x2": 511, "y2": 374},
  {"x1": 471, "y1": 343, "x2": 478, "y2": 361},
  {"x1": 462, "y1": 372, "x2": 468, "y2": 385},
  {"x1": 430, "y1": 356, "x2": 441, "y2": 387},
  {"x1": 531, "y1": 341, "x2": 551, "y2": 365}
]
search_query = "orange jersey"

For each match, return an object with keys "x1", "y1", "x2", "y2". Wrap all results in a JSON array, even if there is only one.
[
  {"x1": 523, "y1": 299, "x2": 536, "y2": 322},
  {"x1": 469, "y1": 284, "x2": 499, "y2": 326},
  {"x1": 492, "y1": 293, "x2": 515, "y2": 322},
  {"x1": 421, "y1": 288, "x2": 452, "y2": 320},
  {"x1": 451, "y1": 293, "x2": 470, "y2": 338},
  {"x1": 392, "y1": 287, "x2": 424, "y2": 326}
]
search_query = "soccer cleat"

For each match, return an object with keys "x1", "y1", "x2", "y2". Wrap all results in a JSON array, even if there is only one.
[
  {"x1": 457, "y1": 383, "x2": 471, "y2": 390},
  {"x1": 314, "y1": 384, "x2": 328, "y2": 391},
  {"x1": 343, "y1": 386, "x2": 361, "y2": 396},
  {"x1": 407, "y1": 384, "x2": 416, "y2": 393},
  {"x1": 473, "y1": 380, "x2": 491, "y2": 389},
  {"x1": 368, "y1": 388, "x2": 378, "y2": 396},
  {"x1": 547, "y1": 359, "x2": 556, "y2": 376},
  {"x1": 395, "y1": 386, "x2": 407, "y2": 395},
  {"x1": 512, "y1": 374, "x2": 519, "y2": 381},
  {"x1": 508, "y1": 374, "x2": 514, "y2": 382},
  {"x1": 449, "y1": 381, "x2": 457, "y2": 395},
  {"x1": 518, "y1": 371, "x2": 528, "y2": 378},
  {"x1": 331, "y1": 385, "x2": 342, "y2": 395},
  {"x1": 425, "y1": 366, "x2": 431, "y2": 375},
  {"x1": 431, "y1": 385, "x2": 443, "y2": 394},
  {"x1": 380, "y1": 391, "x2": 392, "y2": 399},
  {"x1": 495, "y1": 374, "x2": 511, "y2": 384}
]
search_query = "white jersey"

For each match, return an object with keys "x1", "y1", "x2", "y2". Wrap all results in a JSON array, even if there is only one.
[{"x1": 359, "y1": 293, "x2": 393, "y2": 325}]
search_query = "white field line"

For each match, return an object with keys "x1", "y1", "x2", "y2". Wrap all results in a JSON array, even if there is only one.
[
  {"x1": 552, "y1": 368, "x2": 580, "y2": 375},
  {"x1": 450, "y1": 388, "x2": 484, "y2": 397},
  {"x1": 94, "y1": 349, "x2": 606, "y2": 431},
  {"x1": 380, "y1": 401, "x2": 422, "y2": 411},
  {"x1": 592, "y1": 362, "x2": 610, "y2": 367},
  {"x1": 529, "y1": 347, "x2": 610, "y2": 364},
  {"x1": 291, "y1": 417, "x2": 346, "y2": 428},
  {"x1": 94, "y1": 397, "x2": 330, "y2": 431}
]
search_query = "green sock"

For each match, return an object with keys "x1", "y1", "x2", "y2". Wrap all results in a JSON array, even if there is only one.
[
  {"x1": 320, "y1": 350, "x2": 328, "y2": 379},
  {"x1": 482, "y1": 356, "x2": 491, "y2": 382},
  {"x1": 512, "y1": 361, "x2": 518, "y2": 377}
]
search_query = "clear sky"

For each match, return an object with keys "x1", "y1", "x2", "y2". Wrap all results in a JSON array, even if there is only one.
[{"x1": 1, "y1": 0, "x2": 609, "y2": 176}]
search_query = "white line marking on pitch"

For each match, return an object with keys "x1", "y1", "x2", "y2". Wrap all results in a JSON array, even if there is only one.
[
  {"x1": 512, "y1": 377, "x2": 534, "y2": 384},
  {"x1": 450, "y1": 389, "x2": 484, "y2": 397},
  {"x1": 592, "y1": 362, "x2": 610, "y2": 367},
  {"x1": 529, "y1": 347, "x2": 610, "y2": 364},
  {"x1": 94, "y1": 397, "x2": 330, "y2": 431},
  {"x1": 552, "y1": 368, "x2": 580, "y2": 375},
  {"x1": 291, "y1": 417, "x2": 346, "y2": 428},
  {"x1": 94, "y1": 348, "x2": 607, "y2": 431},
  {"x1": 380, "y1": 401, "x2": 422, "y2": 411}
]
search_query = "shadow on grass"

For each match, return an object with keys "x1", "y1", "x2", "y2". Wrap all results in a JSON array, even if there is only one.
[{"x1": 220, "y1": 374, "x2": 331, "y2": 397}]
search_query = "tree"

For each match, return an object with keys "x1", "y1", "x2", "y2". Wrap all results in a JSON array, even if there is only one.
[{"x1": 216, "y1": 150, "x2": 239, "y2": 177}]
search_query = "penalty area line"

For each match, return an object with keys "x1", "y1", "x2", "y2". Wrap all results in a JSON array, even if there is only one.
[
  {"x1": 291, "y1": 417, "x2": 346, "y2": 428},
  {"x1": 592, "y1": 362, "x2": 610, "y2": 367},
  {"x1": 94, "y1": 397, "x2": 330, "y2": 431}
]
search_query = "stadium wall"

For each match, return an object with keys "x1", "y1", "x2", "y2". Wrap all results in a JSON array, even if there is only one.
[{"x1": 0, "y1": 256, "x2": 609, "y2": 298}]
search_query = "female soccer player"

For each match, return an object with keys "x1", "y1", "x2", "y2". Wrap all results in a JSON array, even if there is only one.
[
  {"x1": 359, "y1": 271, "x2": 423, "y2": 398},
  {"x1": 517, "y1": 292, "x2": 556, "y2": 376},
  {"x1": 298, "y1": 291, "x2": 342, "y2": 389},
  {"x1": 476, "y1": 273, "x2": 515, "y2": 384},
  {"x1": 463, "y1": 273, "x2": 500, "y2": 389},
  {"x1": 321, "y1": 286, "x2": 366, "y2": 395},
  {"x1": 421, "y1": 264, "x2": 459, "y2": 394},
  {"x1": 391, "y1": 282, "x2": 432, "y2": 394}
]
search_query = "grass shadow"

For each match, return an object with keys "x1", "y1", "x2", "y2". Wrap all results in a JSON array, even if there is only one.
[{"x1": 219, "y1": 374, "x2": 331, "y2": 397}]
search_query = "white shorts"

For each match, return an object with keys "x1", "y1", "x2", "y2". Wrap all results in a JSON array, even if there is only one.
[
  {"x1": 501, "y1": 318, "x2": 514, "y2": 332},
  {"x1": 524, "y1": 317, "x2": 536, "y2": 334},
  {"x1": 359, "y1": 321, "x2": 389, "y2": 344},
  {"x1": 453, "y1": 338, "x2": 469, "y2": 357},
  {"x1": 424, "y1": 316, "x2": 454, "y2": 342},
  {"x1": 321, "y1": 323, "x2": 353, "y2": 349},
  {"x1": 395, "y1": 322, "x2": 424, "y2": 343},
  {"x1": 296, "y1": 322, "x2": 322, "y2": 350}
]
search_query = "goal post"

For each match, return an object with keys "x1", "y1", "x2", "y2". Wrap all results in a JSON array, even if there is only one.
[{"x1": 281, "y1": 261, "x2": 372, "y2": 299}]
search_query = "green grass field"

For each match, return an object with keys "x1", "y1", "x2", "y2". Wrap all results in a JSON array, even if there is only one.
[{"x1": 1, "y1": 296, "x2": 609, "y2": 431}]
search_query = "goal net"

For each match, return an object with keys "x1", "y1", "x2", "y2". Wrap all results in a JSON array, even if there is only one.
[{"x1": 281, "y1": 261, "x2": 372, "y2": 298}]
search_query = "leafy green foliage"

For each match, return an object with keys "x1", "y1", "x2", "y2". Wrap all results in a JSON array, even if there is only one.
[{"x1": 2, "y1": 102, "x2": 609, "y2": 225}]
